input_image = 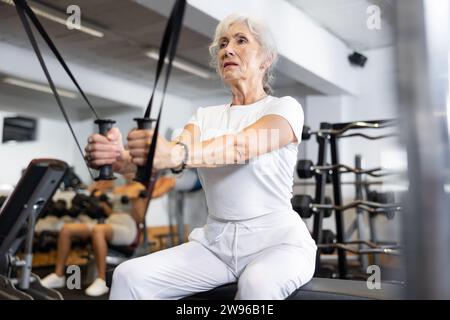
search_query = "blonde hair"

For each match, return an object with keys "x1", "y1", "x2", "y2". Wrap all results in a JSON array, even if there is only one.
[{"x1": 209, "y1": 14, "x2": 278, "y2": 94}]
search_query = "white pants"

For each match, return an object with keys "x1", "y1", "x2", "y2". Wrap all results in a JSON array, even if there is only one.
[{"x1": 110, "y1": 211, "x2": 317, "y2": 300}]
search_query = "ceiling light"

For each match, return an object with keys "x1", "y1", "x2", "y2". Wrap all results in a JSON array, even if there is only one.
[
  {"x1": 145, "y1": 49, "x2": 213, "y2": 79},
  {"x1": 3, "y1": 77, "x2": 78, "y2": 99},
  {"x1": 1, "y1": 0, "x2": 104, "y2": 38}
]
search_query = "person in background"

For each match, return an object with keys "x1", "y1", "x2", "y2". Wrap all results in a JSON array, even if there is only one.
[{"x1": 41, "y1": 174, "x2": 175, "y2": 296}]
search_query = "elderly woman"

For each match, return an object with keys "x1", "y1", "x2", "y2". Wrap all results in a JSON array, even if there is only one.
[{"x1": 85, "y1": 13, "x2": 317, "y2": 300}]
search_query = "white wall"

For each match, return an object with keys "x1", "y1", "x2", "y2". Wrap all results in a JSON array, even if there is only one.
[
  {"x1": 340, "y1": 47, "x2": 401, "y2": 171},
  {"x1": 0, "y1": 111, "x2": 77, "y2": 185},
  {"x1": 302, "y1": 47, "x2": 403, "y2": 242}
]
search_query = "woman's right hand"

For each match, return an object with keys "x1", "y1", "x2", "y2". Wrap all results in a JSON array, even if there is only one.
[{"x1": 84, "y1": 128, "x2": 129, "y2": 174}]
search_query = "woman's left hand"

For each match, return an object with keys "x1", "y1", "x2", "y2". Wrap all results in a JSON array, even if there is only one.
[{"x1": 127, "y1": 129, "x2": 183, "y2": 171}]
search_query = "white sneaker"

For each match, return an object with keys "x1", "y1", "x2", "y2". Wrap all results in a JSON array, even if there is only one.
[
  {"x1": 85, "y1": 278, "x2": 109, "y2": 297},
  {"x1": 41, "y1": 273, "x2": 66, "y2": 289}
]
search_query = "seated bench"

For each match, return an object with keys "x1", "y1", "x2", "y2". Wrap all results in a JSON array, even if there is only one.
[
  {"x1": 0, "y1": 159, "x2": 68, "y2": 300},
  {"x1": 105, "y1": 268, "x2": 403, "y2": 300}
]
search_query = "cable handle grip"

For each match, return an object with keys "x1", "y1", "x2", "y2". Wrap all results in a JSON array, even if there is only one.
[
  {"x1": 134, "y1": 117, "x2": 156, "y2": 184},
  {"x1": 94, "y1": 119, "x2": 116, "y2": 181}
]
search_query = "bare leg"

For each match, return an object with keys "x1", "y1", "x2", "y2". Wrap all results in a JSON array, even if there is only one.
[
  {"x1": 91, "y1": 224, "x2": 113, "y2": 280},
  {"x1": 54, "y1": 224, "x2": 91, "y2": 276}
]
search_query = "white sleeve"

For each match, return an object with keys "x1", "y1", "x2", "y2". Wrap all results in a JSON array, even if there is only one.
[
  {"x1": 263, "y1": 96, "x2": 304, "y2": 144},
  {"x1": 186, "y1": 107, "x2": 202, "y2": 128}
]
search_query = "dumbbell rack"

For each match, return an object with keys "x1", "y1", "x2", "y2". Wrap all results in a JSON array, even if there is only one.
[{"x1": 309, "y1": 119, "x2": 396, "y2": 279}]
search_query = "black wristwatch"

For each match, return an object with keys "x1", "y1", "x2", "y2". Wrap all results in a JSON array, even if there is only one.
[{"x1": 171, "y1": 141, "x2": 188, "y2": 174}]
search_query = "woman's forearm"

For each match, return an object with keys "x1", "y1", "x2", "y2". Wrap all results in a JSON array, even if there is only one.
[
  {"x1": 182, "y1": 134, "x2": 248, "y2": 169},
  {"x1": 169, "y1": 115, "x2": 293, "y2": 170}
]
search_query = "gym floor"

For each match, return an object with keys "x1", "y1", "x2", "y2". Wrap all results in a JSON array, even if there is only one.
[{"x1": 33, "y1": 266, "x2": 109, "y2": 300}]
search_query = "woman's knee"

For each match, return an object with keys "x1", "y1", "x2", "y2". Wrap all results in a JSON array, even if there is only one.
[
  {"x1": 111, "y1": 257, "x2": 163, "y2": 299},
  {"x1": 59, "y1": 225, "x2": 74, "y2": 239},
  {"x1": 92, "y1": 225, "x2": 109, "y2": 241},
  {"x1": 113, "y1": 260, "x2": 135, "y2": 284},
  {"x1": 110, "y1": 260, "x2": 139, "y2": 299},
  {"x1": 237, "y1": 265, "x2": 278, "y2": 300},
  {"x1": 236, "y1": 262, "x2": 306, "y2": 300},
  {"x1": 92, "y1": 224, "x2": 104, "y2": 235},
  {"x1": 112, "y1": 258, "x2": 152, "y2": 290},
  {"x1": 60, "y1": 224, "x2": 90, "y2": 240}
]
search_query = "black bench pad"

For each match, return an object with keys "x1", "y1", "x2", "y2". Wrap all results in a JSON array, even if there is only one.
[{"x1": 184, "y1": 278, "x2": 404, "y2": 300}]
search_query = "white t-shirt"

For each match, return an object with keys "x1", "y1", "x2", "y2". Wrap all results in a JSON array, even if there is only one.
[{"x1": 188, "y1": 95, "x2": 304, "y2": 221}]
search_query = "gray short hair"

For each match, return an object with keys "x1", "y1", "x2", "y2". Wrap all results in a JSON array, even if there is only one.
[{"x1": 209, "y1": 14, "x2": 278, "y2": 95}]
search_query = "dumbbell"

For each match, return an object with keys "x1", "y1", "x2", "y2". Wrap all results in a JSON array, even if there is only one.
[
  {"x1": 121, "y1": 195, "x2": 130, "y2": 205},
  {"x1": 295, "y1": 160, "x2": 333, "y2": 182},
  {"x1": 367, "y1": 190, "x2": 396, "y2": 219},
  {"x1": 98, "y1": 193, "x2": 113, "y2": 211},
  {"x1": 35, "y1": 231, "x2": 58, "y2": 253},
  {"x1": 321, "y1": 229, "x2": 336, "y2": 255},
  {"x1": 301, "y1": 123, "x2": 332, "y2": 141},
  {"x1": 292, "y1": 194, "x2": 333, "y2": 219},
  {"x1": 138, "y1": 190, "x2": 149, "y2": 199},
  {"x1": 302, "y1": 125, "x2": 313, "y2": 141},
  {"x1": 296, "y1": 160, "x2": 331, "y2": 179},
  {"x1": 38, "y1": 200, "x2": 53, "y2": 219},
  {"x1": 68, "y1": 194, "x2": 89, "y2": 218},
  {"x1": 119, "y1": 192, "x2": 148, "y2": 205},
  {"x1": 41, "y1": 199, "x2": 67, "y2": 218},
  {"x1": 84, "y1": 195, "x2": 111, "y2": 220},
  {"x1": 98, "y1": 193, "x2": 110, "y2": 203},
  {"x1": 53, "y1": 199, "x2": 68, "y2": 217}
]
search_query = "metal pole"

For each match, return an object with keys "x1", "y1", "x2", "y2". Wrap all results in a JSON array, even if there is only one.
[
  {"x1": 312, "y1": 123, "x2": 330, "y2": 276},
  {"x1": 18, "y1": 208, "x2": 37, "y2": 290},
  {"x1": 330, "y1": 132, "x2": 348, "y2": 279},
  {"x1": 368, "y1": 212, "x2": 380, "y2": 267},
  {"x1": 354, "y1": 155, "x2": 369, "y2": 272},
  {"x1": 396, "y1": 0, "x2": 450, "y2": 299}
]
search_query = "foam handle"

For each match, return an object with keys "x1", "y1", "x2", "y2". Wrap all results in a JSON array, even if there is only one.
[
  {"x1": 94, "y1": 119, "x2": 116, "y2": 181},
  {"x1": 133, "y1": 118, "x2": 156, "y2": 184}
]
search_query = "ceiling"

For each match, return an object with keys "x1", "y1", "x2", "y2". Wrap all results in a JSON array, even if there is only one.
[
  {"x1": 0, "y1": 0, "x2": 318, "y2": 120},
  {"x1": 287, "y1": 0, "x2": 395, "y2": 51},
  {"x1": 0, "y1": 72, "x2": 129, "y2": 120},
  {"x1": 0, "y1": 0, "x2": 222, "y2": 96}
]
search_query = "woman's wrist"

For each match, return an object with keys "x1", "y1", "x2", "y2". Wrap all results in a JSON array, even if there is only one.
[
  {"x1": 170, "y1": 142, "x2": 186, "y2": 169},
  {"x1": 114, "y1": 150, "x2": 136, "y2": 175}
]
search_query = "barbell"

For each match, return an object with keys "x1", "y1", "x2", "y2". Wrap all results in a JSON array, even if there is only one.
[
  {"x1": 302, "y1": 121, "x2": 397, "y2": 141},
  {"x1": 296, "y1": 159, "x2": 392, "y2": 179},
  {"x1": 291, "y1": 194, "x2": 401, "y2": 219}
]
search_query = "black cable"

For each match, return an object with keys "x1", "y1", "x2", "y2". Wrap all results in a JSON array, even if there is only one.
[
  {"x1": 15, "y1": 0, "x2": 99, "y2": 120},
  {"x1": 140, "y1": 0, "x2": 186, "y2": 193},
  {"x1": 13, "y1": 1, "x2": 95, "y2": 180}
]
